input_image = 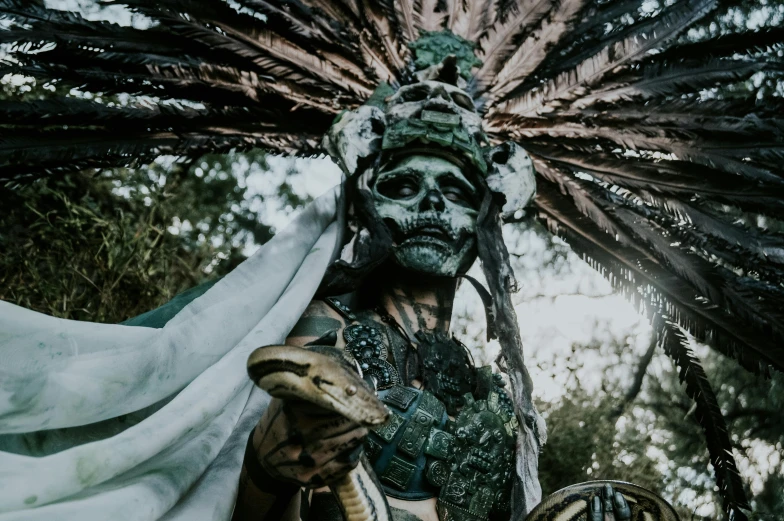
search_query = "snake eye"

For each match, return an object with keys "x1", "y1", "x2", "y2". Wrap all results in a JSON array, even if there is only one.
[{"x1": 345, "y1": 385, "x2": 357, "y2": 396}]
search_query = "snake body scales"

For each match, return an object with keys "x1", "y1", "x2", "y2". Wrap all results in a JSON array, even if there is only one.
[{"x1": 247, "y1": 344, "x2": 393, "y2": 521}]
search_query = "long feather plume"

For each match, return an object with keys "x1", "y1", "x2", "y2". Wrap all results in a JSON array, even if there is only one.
[
  {"x1": 658, "y1": 321, "x2": 751, "y2": 521},
  {"x1": 471, "y1": 0, "x2": 556, "y2": 91},
  {"x1": 394, "y1": 0, "x2": 420, "y2": 42},
  {"x1": 492, "y1": 0, "x2": 719, "y2": 117}
]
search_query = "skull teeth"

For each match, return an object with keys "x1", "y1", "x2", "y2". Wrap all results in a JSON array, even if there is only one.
[{"x1": 398, "y1": 214, "x2": 460, "y2": 241}]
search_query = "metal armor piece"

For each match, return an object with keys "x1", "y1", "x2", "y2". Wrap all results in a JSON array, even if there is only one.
[
  {"x1": 382, "y1": 80, "x2": 487, "y2": 175},
  {"x1": 416, "y1": 331, "x2": 476, "y2": 416},
  {"x1": 344, "y1": 323, "x2": 389, "y2": 360},
  {"x1": 343, "y1": 323, "x2": 399, "y2": 390},
  {"x1": 366, "y1": 386, "x2": 449, "y2": 500},
  {"x1": 337, "y1": 310, "x2": 518, "y2": 518},
  {"x1": 363, "y1": 373, "x2": 518, "y2": 517},
  {"x1": 525, "y1": 481, "x2": 681, "y2": 521},
  {"x1": 436, "y1": 392, "x2": 517, "y2": 521},
  {"x1": 324, "y1": 296, "x2": 357, "y2": 321}
]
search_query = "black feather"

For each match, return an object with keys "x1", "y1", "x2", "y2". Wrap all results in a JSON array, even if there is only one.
[
  {"x1": 658, "y1": 320, "x2": 751, "y2": 521},
  {"x1": 532, "y1": 161, "x2": 784, "y2": 373}
]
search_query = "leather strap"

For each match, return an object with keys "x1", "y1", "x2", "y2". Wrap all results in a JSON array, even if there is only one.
[{"x1": 324, "y1": 296, "x2": 357, "y2": 321}]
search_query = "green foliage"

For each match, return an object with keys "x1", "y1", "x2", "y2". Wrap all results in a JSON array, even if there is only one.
[
  {"x1": 2, "y1": 172, "x2": 204, "y2": 323},
  {"x1": 0, "y1": 147, "x2": 303, "y2": 323},
  {"x1": 538, "y1": 389, "x2": 664, "y2": 497},
  {"x1": 3, "y1": 173, "x2": 176, "y2": 322},
  {"x1": 537, "y1": 338, "x2": 784, "y2": 520},
  {"x1": 648, "y1": 350, "x2": 784, "y2": 520},
  {"x1": 0, "y1": 68, "x2": 282, "y2": 323}
]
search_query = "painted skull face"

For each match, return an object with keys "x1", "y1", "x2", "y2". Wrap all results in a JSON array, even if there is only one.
[{"x1": 371, "y1": 154, "x2": 478, "y2": 276}]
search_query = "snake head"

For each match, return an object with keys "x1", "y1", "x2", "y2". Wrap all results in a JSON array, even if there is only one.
[{"x1": 248, "y1": 344, "x2": 389, "y2": 426}]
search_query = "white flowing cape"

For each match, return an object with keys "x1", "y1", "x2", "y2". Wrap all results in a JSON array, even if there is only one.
[{"x1": 0, "y1": 187, "x2": 342, "y2": 521}]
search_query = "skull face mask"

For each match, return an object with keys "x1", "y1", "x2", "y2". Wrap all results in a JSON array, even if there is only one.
[
  {"x1": 322, "y1": 55, "x2": 536, "y2": 286},
  {"x1": 371, "y1": 154, "x2": 478, "y2": 277}
]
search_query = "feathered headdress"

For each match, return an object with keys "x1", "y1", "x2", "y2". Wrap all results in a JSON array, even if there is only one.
[{"x1": 1, "y1": 1, "x2": 782, "y2": 518}]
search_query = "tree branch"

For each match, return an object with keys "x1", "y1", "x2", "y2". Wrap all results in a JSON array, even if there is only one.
[{"x1": 609, "y1": 331, "x2": 658, "y2": 422}]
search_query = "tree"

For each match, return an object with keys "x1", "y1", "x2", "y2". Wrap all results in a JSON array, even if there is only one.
[{"x1": 0, "y1": 142, "x2": 300, "y2": 322}]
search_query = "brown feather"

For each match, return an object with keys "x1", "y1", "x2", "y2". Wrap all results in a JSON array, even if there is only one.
[
  {"x1": 570, "y1": 59, "x2": 767, "y2": 110},
  {"x1": 482, "y1": 0, "x2": 587, "y2": 99},
  {"x1": 196, "y1": 16, "x2": 374, "y2": 98},
  {"x1": 359, "y1": 0, "x2": 410, "y2": 75},
  {"x1": 534, "y1": 179, "x2": 783, "y2": 374},
  {"x1": 447, "y1": 0, "x2": 493, "y2": 41},
  {"x1": 415, "y1": 0, "x2": 449, "y2": 31},
  {"x1": 657, "y1": 321, "x2": 751, "y2": 520},
  {"x1": 523, "y1": 145, "x2": 784, "y2": 216},
  {"x1": 493, "y1": 0, "x2": 718, "y2": 117},
  {"x1": 394, "y1": 0, "x2": 420, "y2": 41},
  {"x1": 497, "y1": 120, "x2": 783, "y2": 184},
  {"x1": 473, "y1": 0, "x2": 558, "y2": 92}
]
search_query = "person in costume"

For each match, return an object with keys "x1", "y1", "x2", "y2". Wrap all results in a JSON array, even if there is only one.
[
  {"x1": 0, "y1": 4, "x2": 758, "y2": 515},
  {"x1": 233, "y1": 36, "x2": 640, "y2": 521},
  {"x1": 0, "y1": 29, "x2": 679, "y2": 521}
]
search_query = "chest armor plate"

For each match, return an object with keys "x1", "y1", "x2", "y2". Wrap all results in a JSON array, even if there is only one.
[
  {"x1": 366, "y1": 385, "x2": 448, "y2": 500},
  {"x1": 366, "y1": 384, "x2": 518, "y2": 520},
  {"x1": 334, "y1": 312, "x2": 517, "y2": 520}
]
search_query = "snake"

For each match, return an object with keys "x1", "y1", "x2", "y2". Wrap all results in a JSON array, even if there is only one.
[
  {"x1": 247, "y1": 344, "x2": 393, "y2": 521},
  {"x1": 248, "y1": 346, "x2": 681, "y2": 521}
]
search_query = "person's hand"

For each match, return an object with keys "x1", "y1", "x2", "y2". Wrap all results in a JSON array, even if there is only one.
[
  {"x1": 588, "y1": 484, "x2": 632, "y2": 521},
  {"x1": 252, "y1": 397, "x2": 368, "y2": 488}
]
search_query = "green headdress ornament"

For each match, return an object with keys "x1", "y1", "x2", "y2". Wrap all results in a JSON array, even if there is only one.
[
  {"x1": 323, "y1": 31, "x2": 536, "y2": 218},
  {"x1": 408, "y1": 31, "x2": 482, "y2": 80}
]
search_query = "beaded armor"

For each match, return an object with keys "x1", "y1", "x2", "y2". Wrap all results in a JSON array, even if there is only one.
[{"x1": 333, "y1": 308, "x2": 518, "y2": 521}]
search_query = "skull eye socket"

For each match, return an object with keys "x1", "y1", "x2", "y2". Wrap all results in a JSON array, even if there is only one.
[
  {"x1": 399, "y1": 85, "x2": 430, "y2": 103},
  {"x1": 440, "y1": 182, "x2": 473, "y2": 208},
  {"x1": 376, "y1": 176, "x2": 419, "y2": 200},
  {"x1": 451, "y1": 92, "x2": 475, "y2": 111}
]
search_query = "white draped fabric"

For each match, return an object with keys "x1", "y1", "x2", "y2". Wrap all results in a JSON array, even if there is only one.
[{"x1": 0, "y1": 187, "x2": 342, "y2": 521}]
